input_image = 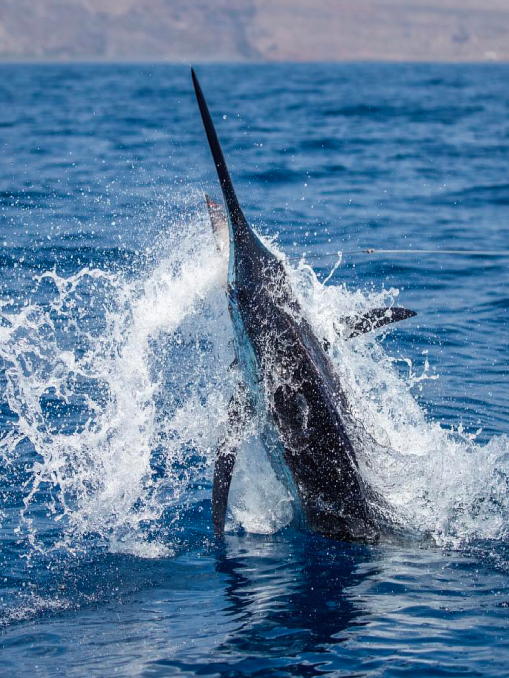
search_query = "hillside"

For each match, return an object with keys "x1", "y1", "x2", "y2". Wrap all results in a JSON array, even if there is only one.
[{"x1": 1, "y1": 0, "x2": 508, "y2": 62}]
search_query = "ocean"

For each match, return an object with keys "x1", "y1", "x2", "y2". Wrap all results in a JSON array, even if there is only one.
[{"x1": 0, "y1": 62, "x2": 508, "y2": 677}]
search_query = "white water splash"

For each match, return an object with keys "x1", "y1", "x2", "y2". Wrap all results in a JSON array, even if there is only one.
[
  {"x1": 0, "y1": 210, "x2": 235, "y2": 557},
  {"x1": 287, "y1": 256, "x2": 509, "y2": 546},
  {"x1": 1, "y1": 209, "x2": 508, "y2": 558},
  {"x1": 228, "y1": 435, "x2": 294, "y2": 534}
]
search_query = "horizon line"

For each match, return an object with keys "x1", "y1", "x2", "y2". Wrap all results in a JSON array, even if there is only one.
[{"x1": 0, "y1": 57, "x2": 508, "y2": 66}]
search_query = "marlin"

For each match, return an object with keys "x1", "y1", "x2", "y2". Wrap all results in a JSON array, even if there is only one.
[{"x1": 192, "y1": 69, "x2": 416, "y2": 542}]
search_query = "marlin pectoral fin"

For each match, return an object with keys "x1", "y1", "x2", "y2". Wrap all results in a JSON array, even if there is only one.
[
  {"x1": 212, "y1": 384, "x2": 250, "y2": 536},
  {"x1": 339, "y1": 307, "x2": 417, "y2": 339}
]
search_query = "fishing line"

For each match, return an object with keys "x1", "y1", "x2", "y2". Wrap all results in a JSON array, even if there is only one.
[
  {"x1": 289, "y1": 248, "x2": 509, "y2": 260},
  {"x1": 357, "y1": 248, "x2": 509, "y2": 257}
]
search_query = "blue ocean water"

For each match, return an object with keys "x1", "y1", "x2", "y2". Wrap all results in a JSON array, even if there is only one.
[{"x1": 1, "y1": 62, "x2": 509, "y2": 676}]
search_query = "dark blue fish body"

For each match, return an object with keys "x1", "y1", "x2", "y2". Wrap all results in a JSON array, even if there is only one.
[{"x1": 192, "y1": 68, "x2": 395, "y2": 541}]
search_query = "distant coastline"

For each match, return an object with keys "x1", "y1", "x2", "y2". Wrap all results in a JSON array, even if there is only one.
[
  {"x1": 1, "y1": 0, "x2": 509, "y2": 64},
  {"x1": 0, "y1": 58, "x2": 507, "y2": 65}
]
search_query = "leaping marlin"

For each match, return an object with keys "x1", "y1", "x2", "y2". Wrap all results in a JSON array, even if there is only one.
[{"x1": 192, "y1": 69, "x2": 416, "y2": 542}]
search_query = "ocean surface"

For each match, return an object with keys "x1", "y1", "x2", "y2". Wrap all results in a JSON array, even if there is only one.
[{"x1": 0, "y1": 63, "x2": 508, "y2": 677}]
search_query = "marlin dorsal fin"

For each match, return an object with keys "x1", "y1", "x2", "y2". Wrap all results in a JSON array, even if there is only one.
[{"x1": 205, "y1": 194, "x2": 229, "y2": 256}]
